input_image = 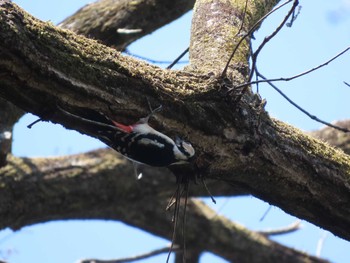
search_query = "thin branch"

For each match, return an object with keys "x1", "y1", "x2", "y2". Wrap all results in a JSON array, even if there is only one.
[
  {"x1": 237, "y1": 0, "x2": 249, "y2": 35},
  {"x1": 236, "y1": 45, "x2": 350, "y2": 90},
  {"x1": 258, "y1": 220, "x2": 302, "y2": 236},
  {"x1": 201, "y1": 178, "x2": 216, "y2": 204},
  {"x1": 167, "y1": 181, "x2": 182, "y2": 263},
  {"x1": 79, "y1": 245, "x2": 179, "y2": 263},
  {"x1": 242, "y1": 28, "x2": 350, "y2": 134},
  {"x1": 124, "y1": 50, "x2": 188, "y2": 66},
  {"x1": 248, "y1": 40, "x2": 261, "y2": 94},
  {"x1": 256, "y1": 69, "x2": 350, "y2": 133},
  {"x1": 316, "y1": 232, "x2": 328, "y2": 258},
  {"x1": 221, "y1": 0, "x2": 294, "y2": 77},
  {"x1": 167, "y1": 47, "x2": 190, "y2": 69},
  {"x1": 249, "y1": 0, "x2": 299, "y2": 82},
  {"x1": 344, "y1": 81, "x2": 350, "y2": 88},
  {"x1": 182, "y1": 181, "x2": 190, "y2": 263},
  {"x1": 27, "y1": 118, "x2": 42, "y2": 129},
  {"x1": 259, "y1": 205, "x2": 272, "y2": 221},
  {"x1": 286, "y1": 5, "x2": 302, "y2": 27}
]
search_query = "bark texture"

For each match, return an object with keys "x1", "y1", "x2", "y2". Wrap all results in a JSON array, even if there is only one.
[
  {"x1": 58, "y1": 0, "x2": 195, "y2": 49},
  {"x1": 189, "y1": 0, "x2": 275, "y2": 74},
  {"x1": 0, "y1": 99, "x2": 23, "y2": 167},
  {"x1": 0, "y1": 0, "x2": 349, "y2": 262},
  {"x1": 0, "y1": 152, "x2": 329, "y2": 263},
  {"x1": 310, "y1": 120, "x2": 350, "y2": 155}
]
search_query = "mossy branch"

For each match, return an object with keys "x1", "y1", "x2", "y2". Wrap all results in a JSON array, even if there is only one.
[
  {"x1": 0, "y1": 0, "x2": 350, "y2": 247},
  {"x1": 0, "y1": 152, "x2": 329, "y2": 263},
  {"x1": 59, "y1": 0, "x2": 195, "y2": 50}
]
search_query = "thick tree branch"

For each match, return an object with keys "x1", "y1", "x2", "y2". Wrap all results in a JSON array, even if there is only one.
[
  {"x1": 310, "y1": 120, "x2": 350, "y2": 155},
  {"x1": 1, "y1": 0, "x2": 350, "y2": 247},
  {"x1": 0, "y1": 152, "x2": 328, "y2": 263},
  {"x1": 189, "y1": 0, "x2": 278, "y2": 74},
  {"x1": 1, "y1": 0, "x2": 193, "y2": 167},
  {"x1": 58, "y1": 0, "x2": 195, "y2": 49},
  {"x1": 0, "y1": 149, "x2": 244, "y2": 232},
  {"x1": 0, "y1": 99, "x2": 23, "y2": 167}
]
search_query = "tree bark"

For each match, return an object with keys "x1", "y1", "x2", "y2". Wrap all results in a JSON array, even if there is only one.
[
  {"x1": 189, "y1": 0, "x2": 276, "y2": 73},
  {"x1": 58, "y1": 0, "x2": 195, "y2": 50},
  {"x1": 0, "y1": 99, "x2": 23, "y2": 167},
  {"x1": 310, "y1": 120, "x2": 350, "y2": 155},
  {"x1": 0, "y1": 152, "x2": 329, "y2": 263},
  {"x1": 0, "y1": 0, "x2": 349, "y2": 262},
  {"x1": 1, "y1": 0, "x2": 187, "y2": 166}
]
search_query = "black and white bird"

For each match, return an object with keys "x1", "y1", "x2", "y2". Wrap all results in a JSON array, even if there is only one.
[
  {"x1": 55, "y1": 104, "x2": 210, "y2": 263},
  {"x1": 96, "y1": 106, "x2": 195, "y2": 167},
  {"x1": 57, "y1": 104, "x2": 195, "y2": 169}
]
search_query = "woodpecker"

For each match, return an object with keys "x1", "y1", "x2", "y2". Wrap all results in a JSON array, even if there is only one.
[
  {"x1": 54, "y1": 104, "x2": 210, "y2": 263},
  {"x1": 94, "y1": 106, "x2": 195, "y2": 167}
]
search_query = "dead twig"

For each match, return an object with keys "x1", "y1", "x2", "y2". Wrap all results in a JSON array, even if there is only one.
[
  {"x1": 167, "y1": 47, "x2": 189, "y2": 69},
  {"x1": 249, "y1": 0, "x2": 299, "y2": 82},
  {"x1": 255, "y1": 69, "x2": 350, "y2": 133},
  {"x1": 124, "y1": 50, "x2": 189, "y2": 66},
  {"x1": 221, "y1": 0, "x2": 295, "y2": 78},
  {"x1": 79, "y1": 245, "x2": 180, "y2": 263},
  {"x1": 286, "y1": 5, "x2": 302, "y2": 27},
  {"x1": 258, "y1": 220, "x2": 302, "y2": 236},
  {"x1": 235, "y1": 45, "x2": 350, "y2": 90},
  {"x1": 316, "y1": 231, "x2": 328, "y2": 258}
]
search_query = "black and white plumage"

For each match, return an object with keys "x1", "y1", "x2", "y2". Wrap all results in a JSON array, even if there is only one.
[
  {"x1": 95, "y1": 108, "x2": 195, "y2": 167},
  {"x1": 55, "y1": 105, "x2": 211, "y2": 262},
  {"x1": 57, "y1": 105, "x2": 195, "y2": 167}
]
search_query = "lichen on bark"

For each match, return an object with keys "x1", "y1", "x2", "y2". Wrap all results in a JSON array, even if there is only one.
[{"x1": 0, "y1": 0, "x2": 349, "y2": 262}]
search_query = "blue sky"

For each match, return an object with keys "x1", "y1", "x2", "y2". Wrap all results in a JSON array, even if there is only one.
[{"x1": 1, "y1": 0, "x2": 350, "y2": 263}]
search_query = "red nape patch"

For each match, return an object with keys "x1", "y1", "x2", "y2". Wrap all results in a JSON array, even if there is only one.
[{"x1": 111, "y1": 120, "x2": 133, "y2": 133}]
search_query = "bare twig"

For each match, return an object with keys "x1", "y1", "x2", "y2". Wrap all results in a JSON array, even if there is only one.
[
  {"x1": 248, "y1": 41, "x2": 261, "y2": 94},
  {"x1": 27, "y1": 118, "x2": 42, "y2": 129},
  {"x1": 221, "y1": 0, "x2": 294, "y2": 78},
  {"x1": 286, "y1": 5, "x2": 302, "y2": 27},
  {"x1": 166, "y1": 182, "x2": 182, "y2": 263},
  {"x1": 79, "y1": 245, "x2": 179, "y2": 263},
  {"x1": 259, "y1": 205, "x2": 272, "y2": 221},
  {"x1": 316, "y1": 231, "x2": 328, "y2": 257},
  {"x1": 344, "y1": 81, "x2": 350, "y2": 88},
  {"x1": 237, "y1": 0, "x2": 250, "y2": 35},
  {"x1": 124, "y1": 50, "x2": 188, "y2": 66},
  {"x1": 235, "y1": 45, "x2": 350, "y2": 90},
  {"x1": 167, "y1": 47, "x2": 189, "y2": 69},
  {"x1": 256, "y1": 69, "x2": 350, "y2": 133},
  {"x1": 201, "y1": 178, "x2": 216, "y2": 204},
  {"x1": 249, "y1": 0, "x2": 299, "y2": 82},
  {"x1": 258, "y1": 220, "x2": 302, "y2": 236},
  {"x1": 182, "y1": 181, "x2": 190, "y2": 263}
]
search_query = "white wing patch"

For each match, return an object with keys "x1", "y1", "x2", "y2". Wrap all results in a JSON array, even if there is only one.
[{"x1": 138, "y1": 138, "x2": 165, "y2": 148}]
